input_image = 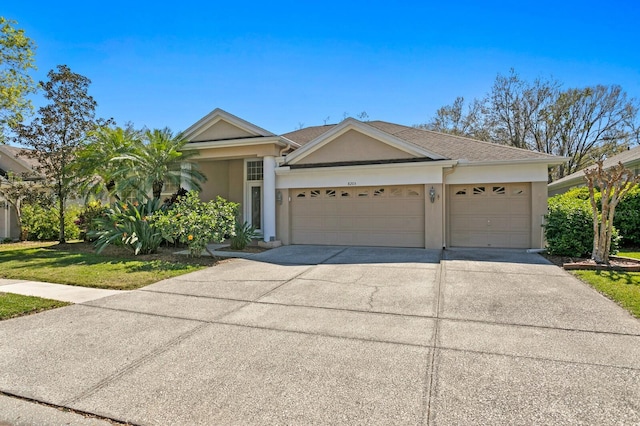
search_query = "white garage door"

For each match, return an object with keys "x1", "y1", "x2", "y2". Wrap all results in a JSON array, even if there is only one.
[
  {"x1": 290, "y1": 185, "x2": 425, "y2": 247},
  {"x1": 449, "y1": 183, "x2": 531, "y2": 248}
]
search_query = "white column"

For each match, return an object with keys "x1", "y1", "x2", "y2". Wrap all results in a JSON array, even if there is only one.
[{"x1": 262, "y1": 155, "x2": 276, "y2": 242}]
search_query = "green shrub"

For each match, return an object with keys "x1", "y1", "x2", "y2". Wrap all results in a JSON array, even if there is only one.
[
  {"x1": 90, "y1": 199, "x2": 163, "y2": 255},
  {"x1": 153, "y1": 191, "x2": 238, "y2": 257},
  {"x1": 76, "y1": 200, "x2": 109, "y2": 241},
  {"x1": 230, "y1": 220, "x2": 259, "y2": 250},
  {"x1": 545, "y1": 189, "x2": 619, "y2": 257},
  {"x1": 615, "y1": 185, "x2": 640, "y2": 247},
  {"x1": 21, "y1": 204, "x2": 81, "y2": 241}
]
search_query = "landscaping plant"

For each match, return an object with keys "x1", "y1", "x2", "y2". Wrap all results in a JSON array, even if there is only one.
[
  {"x1": 90, "y1": 199, "x2": 163, "y2": 255},
  {"x1": 153, "y1": 191, "x2": 237, "y2": 257},
  {"x1": 230, "y1": 220, "x2": 259, "y2": 250},
  {"x1": 21, "y1": 203, "x2": 81, "y2": 241}
]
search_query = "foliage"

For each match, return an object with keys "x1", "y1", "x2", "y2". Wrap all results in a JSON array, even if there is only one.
[
  {"x1": 615, "y1": 186, "x2": 640, "y2": 247},
  {"x1": 111, "y1": 127, "x2": 206, "y2": 200},
  {"x1": 573, "y1": 270, "x2": 640, "y2": 319},
  {"x1": 12, "y1": 65, "x2": 104, "y2": 242},
  {"x1": 0, "y1": 293, "x2": 69, "y2": 320},
  {"x1": 75, "y1": 124, "x2": 141, "y2": 201},
  {"x1": 545, "y1": 192, "x2": 596, "y2": 257},
  {"x1": 21, "y1": 203, "x2": 81, "y2": 241},
  {"x1": 584, "y1": 161, "x2": 639, "y2": 264},
  {"x1": 0, "y1": 17, "x2": 37, "y2": 142},
  {"x1": 0, "y1": 241, "x2": 206, "y2": 290},
  {"x1": 90, "y1": 199, "x2": 163, "y2": 255},
  {"x1": 420, "y1": 69, "x2": 640, "y2": 181},
  {"x1": 153, "y1": 191, "x2": 238, "y2": 257},
  {"x1": 75, "y1": 200, "x2": 108, "y2": 240},
  {"x1": 230, "y1": 220, "x2": 259, "y2": 250},
  {"x1": 0, "y1": 171, "x2": 49, "y2": 239}
]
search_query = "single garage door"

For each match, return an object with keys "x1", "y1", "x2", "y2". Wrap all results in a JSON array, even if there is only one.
[
  {"x1": 449, "y1": 183, "x2": 531, "y2": 248},
  {"x1": 290, "y1": 185, "x2": 425, "y2": 247}
]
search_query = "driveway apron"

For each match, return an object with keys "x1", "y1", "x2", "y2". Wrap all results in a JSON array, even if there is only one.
[{"x1": 0, "y1": 246, "x2": 638, "y2": 425}]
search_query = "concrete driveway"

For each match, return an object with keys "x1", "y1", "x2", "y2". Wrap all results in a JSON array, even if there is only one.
[{"x1": 0, "y1": 246, "x2": 639, "y2": 425}]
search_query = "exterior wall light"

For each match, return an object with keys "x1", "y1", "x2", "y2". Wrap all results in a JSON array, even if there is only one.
[
  {"x1": 429, "y1": 186, "x2": 436, "y2": 203},
  {"x1": 276, "y1": 190, "x2": 283, "y2": 205}
]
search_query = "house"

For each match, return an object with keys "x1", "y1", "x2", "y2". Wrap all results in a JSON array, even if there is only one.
[
  {"x1": 0, "y1": 145, "x2": 41, "y2": 240},
  {"x1": 182, "y1": 109, "x2": 565, "y2": 249},
  {"x1": 548, "y1": 145, "x2": 640, "y2": 196}
]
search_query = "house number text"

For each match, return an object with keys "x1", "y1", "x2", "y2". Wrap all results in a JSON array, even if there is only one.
[{"x1": 347, "y1": 182, "x2": 357, "y2": 186}]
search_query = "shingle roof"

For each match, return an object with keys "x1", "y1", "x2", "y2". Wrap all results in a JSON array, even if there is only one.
[
  {"x1": 283, "y1": 120, "x2": 560, "y2": 163},
  {"x1": 549, "y1": 145, "x2": 640, "y2": 188}
]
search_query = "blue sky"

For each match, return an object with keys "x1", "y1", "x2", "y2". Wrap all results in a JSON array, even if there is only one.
[{"x1": 5, "y1": 0, "x2": 640, "y2": 135}]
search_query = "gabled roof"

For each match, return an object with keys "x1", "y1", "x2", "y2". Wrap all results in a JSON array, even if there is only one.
[
  {"x1": 284, "y1": 120, "x2": 562, "y2": 164},
  {"x1": 0, "y1": 145, "x2": 40, "y2": 174},
  {"x1": 548, "y1": 145, "x2": 640, "y2": 190},
  {"x1": 182, "y1": 108, "x2": 275, "y2": 141},
  {"x1": 283, "y1": 118, "x2": 446, "y2": 165}
]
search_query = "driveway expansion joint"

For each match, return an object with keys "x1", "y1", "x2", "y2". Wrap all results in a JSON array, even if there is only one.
[
  {"x1": 0, "y1": 390, "x2": 137, "y2": 426},
  {"x1": 423, "y1": 248, "x2": 444, "y2": 425},
  {"x1": 61, "y1": 322, "x2": 210, "y2": 407}
]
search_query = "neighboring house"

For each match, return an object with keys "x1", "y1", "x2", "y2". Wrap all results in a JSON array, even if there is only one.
[
  {"x1": 0, "y1": 145, "x2": 41, "y2": 240},
  {"x1": 548, "y1": 145, "x2": 640, "y2": 196},
  {"x1": 182, "y1": 108, "x2": 565, "y2": 249}
]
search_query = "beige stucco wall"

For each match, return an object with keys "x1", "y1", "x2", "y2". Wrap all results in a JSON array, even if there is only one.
[
  {"x1": 275, "y1": 188, "x2": 290, "y2": 245},
  {"x1": 228, "y1": 159, "x2": 244, "y2": 221},
  {"x1": 295, "y1": 130, "x2": 416, "y2": 165},
  {"x1": 424, "y1": 184, "x2": 443, "y2": 249},
  {"x1": 191, "y1": 120, "x2": 255, "y2": 142},
  {"x1": 191, "y1": 144, "x2": 282, "y2": 160},
  {"x1": 195, "y1": 159, "x2": 244, "y2": 221},
  {"x1": 531, "y1": 181, "x2": 547, "y2": 249}
]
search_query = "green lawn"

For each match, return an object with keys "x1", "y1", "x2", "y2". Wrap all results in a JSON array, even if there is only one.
[
  {"x1": 0, "y1": 242, "x2": 207, "y2": 290},
  {"x1": 573, "y1": 270, "x2": 640, "y2": 318},
  {"x1": 0, "y1": 292, "x2": 69, "y2": 320},
  {"x1": 618, "y1": 250, "x2": 640, "y2": 260}
]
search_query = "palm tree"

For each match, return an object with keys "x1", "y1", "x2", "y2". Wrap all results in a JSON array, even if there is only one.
[
  {"x1": 76, "y1": 125, "x2": 141, "y2": 201},
  {"x1": 112, "y1": 127, "x2": 206, "y2": 200}
]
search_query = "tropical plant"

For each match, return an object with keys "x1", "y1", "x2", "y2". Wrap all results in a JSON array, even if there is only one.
[
  {"x1": 90, "y1": 199, "x2": 163, "y2": 255},
  {"x1": 75, "y1": 200, "x2": 108, "y2": 241},
  {"x1": 111, "y1": 128, "x2": 206, "y2": 200},
  {"x1": 75, "y1": 124, "x2": 141, "y2": 201},
  {"x1": 153, "y1": 191, "x2": 237, "y2": 257},
  {"x1": 230, "y1": 220, "x2": 259, "y2": 250}
]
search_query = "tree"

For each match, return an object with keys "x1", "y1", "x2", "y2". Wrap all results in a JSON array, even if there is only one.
[
  {"x1": 0, "y1": 17, "x2": 37, "y2": 142},
  {"x1": 112, "y1": 127, "x2": 206, "y2": 201},
  {"x1": 418, "y1": 96, "x2": 488, "y2": 140},
  {"x1": 76, "y1": 124, "x2": 140, "y2": 201},
  {"x1": 13, "y1": 65, "x2": 101, "y2": 243},
  {"x1": 584, "y1": 161, "x2": 640, "y2": 264},
  {"x1": 420, "y1": 70, "x2": 640, "y2": 181}
]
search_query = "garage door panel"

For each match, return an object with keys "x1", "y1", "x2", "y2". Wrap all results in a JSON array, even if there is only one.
[
  {"x1": 449, "y1": 183, "x2": 531, "y2": 249},
  {"x1": 291, "y1": 185, "x2": 425, "y2": 247}
]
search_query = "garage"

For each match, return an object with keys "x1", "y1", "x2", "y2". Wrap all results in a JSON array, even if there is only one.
[
  {"x1": 290, "y1": 185, "x2": 425, "y2": 247},
  {"x1": 449, "y1": 183, "x2": 531, "y2": 248}
]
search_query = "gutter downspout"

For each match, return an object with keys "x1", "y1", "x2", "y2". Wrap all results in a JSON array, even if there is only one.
[{"x1": 442, "y1": 163, "x2": 458, "y2": 249}]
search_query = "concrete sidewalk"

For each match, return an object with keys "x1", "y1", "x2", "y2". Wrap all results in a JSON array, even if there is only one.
[
  {"x1": 0, "y1": 279, "x2": 127, "y2": 303},
  {"x1": 0, "y1": 246, "x2": 639, "y2": 425}
]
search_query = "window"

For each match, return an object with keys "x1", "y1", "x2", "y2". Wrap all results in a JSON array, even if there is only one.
[
  {"x1": 358, "y1": 190, "x2": 369, "y2": 197},
  {"x1": 473, "y1": 186, "x2": 485, "y2": 195},
  {"x1": 492, "y1": 186, "x2": 506, "y2": 195},
  {"x1": 296, "y1": 191, "x2": 306, "y2": 198},
  {"x1": 455, "y1": 188, "x2": 467, "y2": 196},
  {"x1": 326, "y1": 189, "x2": 336, "y2": 197},
  {"x1": 390, "y1": 188, "x2": 402, "y2": 197},
  {"x1": 310, "y1": 190, "x2": 321, "y2": 198},
  {"x1": 407, "y1": 189, "x2": 420, "y2": 197},
  {"x1": 341, "y1": 190, "x2": 351, "y2": 197},
  {"x1": 373, "y1": 188, "x2": 385, "y2": 197},
  {"x1": 246, "y1": 160, "x2": 263, "y2": 181}
]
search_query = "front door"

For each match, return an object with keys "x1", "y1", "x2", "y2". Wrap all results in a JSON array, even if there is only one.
[{"x1": 246, "y1": 183, "x2": 263, "y2": 232}]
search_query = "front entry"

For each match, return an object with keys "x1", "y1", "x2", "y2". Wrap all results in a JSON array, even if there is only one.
[{"x1": 245, "y1": 183, "x2": 263, "y2": 232}]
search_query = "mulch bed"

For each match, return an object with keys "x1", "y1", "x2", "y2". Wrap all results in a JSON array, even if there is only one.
[{"x1": 543, "y1": 254, "x2": 640, "y2": 272}]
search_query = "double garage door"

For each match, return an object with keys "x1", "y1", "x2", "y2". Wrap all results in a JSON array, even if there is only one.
[
  {"x1": 289, "y1": 182, "x2": 532, "y2": 249},
  {"x1": 290, "y1": 185, "x2": 425, "y2": 247}
]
